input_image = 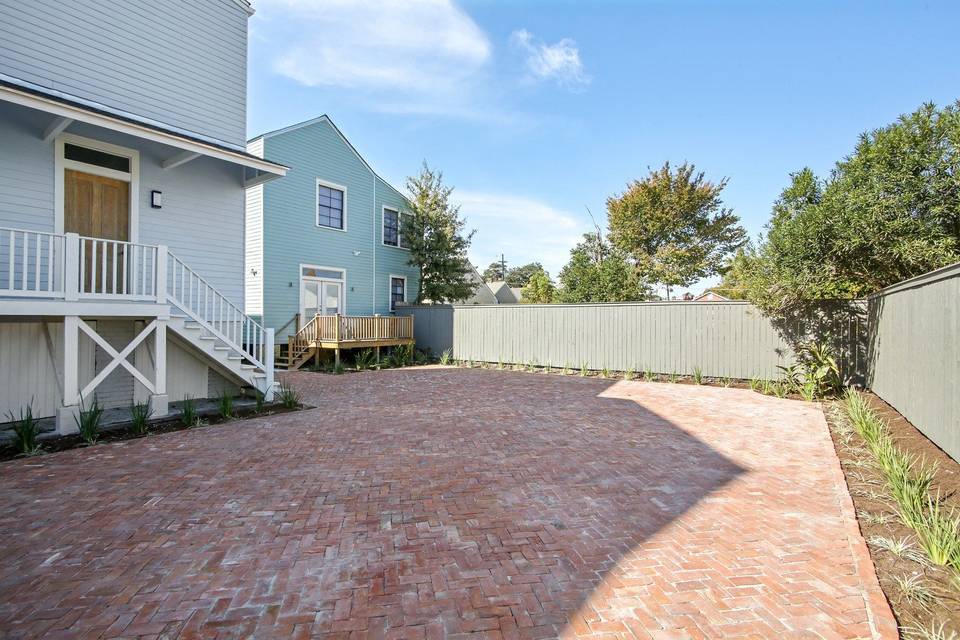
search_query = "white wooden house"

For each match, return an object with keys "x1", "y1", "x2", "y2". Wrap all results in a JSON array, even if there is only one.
[{"x1": 0, "y1": 0, "x2": 286, "y2": 432}]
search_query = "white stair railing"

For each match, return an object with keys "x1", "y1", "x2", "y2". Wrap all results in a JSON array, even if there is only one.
[
  {"x1": 165, "y1": 251, "x2": 270, "y2": 370},
  {"x1": 0, "y1": 227, "x2": 64, "y2": 296}
]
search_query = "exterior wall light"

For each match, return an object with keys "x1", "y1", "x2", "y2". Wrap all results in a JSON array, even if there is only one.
[{"x1": 150, "y1": 190, "x2": 162, "y2": 209}]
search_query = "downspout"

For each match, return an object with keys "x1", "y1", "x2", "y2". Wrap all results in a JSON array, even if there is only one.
[{"x1": 372, "y1": 173, "x2": 377, "y2": 313}]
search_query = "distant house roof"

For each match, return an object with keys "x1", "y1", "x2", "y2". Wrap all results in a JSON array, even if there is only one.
[
  {"x1": 458, "y1": 265, "x2": 499, "y2": 305},
  {"x1": 693, "y1": 290, "x2": 731, "y2": 302},
  {"x1": 510, "y1": 287, "x2": 524, "y2": 302},
  {"x1": 487, "y1": 281, "x2": 519, "y2": 304}
]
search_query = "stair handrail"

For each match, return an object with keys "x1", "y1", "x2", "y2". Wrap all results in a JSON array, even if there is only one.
[
  {"x1": 288, "y1": 313, "x2": 319, "y2": 363},
  {"x1": 165, "y1": 250, "x2": 267, "y2": 370}
]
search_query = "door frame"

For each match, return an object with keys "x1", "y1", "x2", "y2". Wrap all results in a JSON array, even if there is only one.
[
  {"x1": 388, "y1": 273, "x2": 407, "y2": 313},
  {"x1": 54, "y1": 132, "x2": 140, "y2": 242},
  {"x1": 298, "y1": 263, "x2": 346, "y2": 319}
]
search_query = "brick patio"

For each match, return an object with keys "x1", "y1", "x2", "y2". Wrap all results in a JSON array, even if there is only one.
[{"x1": 0, "y1": 368, "x2": 895, "y2": 639}]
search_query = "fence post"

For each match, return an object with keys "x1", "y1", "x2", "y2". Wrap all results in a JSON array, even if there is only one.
[
  {"x1": 64, "y1": 232, "x2": 79, "y2": 301},
  {"x1": 155, "y1": 245, "x2": 167, "y2": 304}
]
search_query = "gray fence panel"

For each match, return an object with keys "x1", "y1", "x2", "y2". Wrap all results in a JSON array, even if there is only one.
[
  {"x1": 402, "y1": 301, "x2": 803, "y2": 380},
  {"x1": 866, "y1": 263, "x2": 960, "y2": 461}
]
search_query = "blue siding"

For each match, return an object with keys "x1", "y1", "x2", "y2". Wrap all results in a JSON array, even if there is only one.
[{"x1": 259, "y1": 119, "x2": 420, "y2": 339}]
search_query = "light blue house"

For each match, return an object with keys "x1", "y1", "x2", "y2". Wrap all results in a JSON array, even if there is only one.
[{"x1": 245, "y1": 116, "x2": 420, "y2": 342}]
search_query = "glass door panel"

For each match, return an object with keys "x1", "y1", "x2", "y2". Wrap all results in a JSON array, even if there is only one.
[{"x1": 322, "y1": 282, "x2": 341, "y2": 315}]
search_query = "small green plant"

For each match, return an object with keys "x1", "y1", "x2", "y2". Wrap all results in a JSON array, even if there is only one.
[
  {"x1": 526, "y1": 360, "x2": 535, "y2": 372},
  {"x1": 749, "y1": 377, "x2": 760, "y2": 392},
  {"x1": 129, "y1": 400, "x2": 152, "y2": 436},
  {"x1": 355, "y1": 349, "x2": 377, "y2": 370},
  {"x1": 799, "y1": 381, "x2": 817, "y2": 402},
  {"x1": 217, "y1": 392, "x2": 234, "y2": 420},
  {"x1": 771, "y1": 380, "x2": 789, "y2": 398},
  {"x1": 858, "y1": 510, "x2": 896, "y2": 526},
  {"x1": 892, "y1": 573, "x2": 935, "y2": 611},
  {"x1": 692, "y1": 367, "x2": 704, "y2": 385},
  {"x1": 579, "y1": 362, "x2": 588, "y2": 377},
  {"x1": 7, "y1": 405, "x2": 42, "y2": 456},
  {"x1": 668, "y1": 372, "x2": 679, "y2": 383},
  {"x1": 255, "y1": 391, "x2": 265, "y2": 413},
  {"x1": 624, "y1": 367, "x2": 634, "y2": 381},
  {"x1": 333, "y1": 360, "x2": 346, "y2": 374},
  {"x1": 866, "y1": 535, "x2": 927, "y2": 564},
  {"x1": 562, "y1": 363, "x2": 571, "y2": 375},
  {"x1": 496, "y1": 358, "x2": 504, "y2": 370},
  {"x1": 915, "y1": 493, "x2": 960, "y2": 568},
  {"x1": 600, "y1": 367, "x2": 610, "y2": 378},
  {"x1": 181, "y1": 395, "x2": 199, "y2": 427},
  {"x1": 902, "y1": 621, "x2": 959, "y2": 640},
  {"x1": 439, "y1": 349, "x2": 452, "y2": 365},
  {"x1": 643, "y1": 369, "x2": 655, "y2": 382},
  {"x1": 721, "y1": 377, "x2": 734, "y2": 388},
  {"x1": 278, "y1": 382, "x2": 301, "y2": 409},
  {"x1": 75, "y1": 397, "x2": 103, "y2": 445}
]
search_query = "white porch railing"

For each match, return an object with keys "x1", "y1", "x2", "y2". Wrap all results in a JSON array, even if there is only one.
[
  {"x1": 1, "y1": 227, "x2": 64, "y2": 296},
  {"x1": 1, "y1": 226, "x2": 272, "y2": 385}
]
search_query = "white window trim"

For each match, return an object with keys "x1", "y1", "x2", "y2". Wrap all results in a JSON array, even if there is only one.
[
  {"x1": 299, "y1": 263, "x2": 347, "y2": 317},
  {"x1": 389, "y1": 274, "x2": 407, "y2": 312},
  {"x1": 315, "y1": 178, "x2": 347, "y2": 232},
  {"x1": 54, "y1": 132, "x2": 140, "y2": 242},
  {"x1": 381, "y1": 206, "x2": 413, "y2": 250}
]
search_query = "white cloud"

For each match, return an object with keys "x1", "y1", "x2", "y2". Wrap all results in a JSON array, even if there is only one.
[
  {"x1": 255, "y1": 0, "x2": 491, "y2": 98},
  {"x1": 454, "y1": 191, "x2": 591, "y2": 278},
  {"x1": 510, "y1": 29, "x2": 589, "y2": 87}
]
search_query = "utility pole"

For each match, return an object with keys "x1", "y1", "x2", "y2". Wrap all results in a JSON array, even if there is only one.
[{"x1": 500, "y1": 253, "x2": 507, "y2": 280}]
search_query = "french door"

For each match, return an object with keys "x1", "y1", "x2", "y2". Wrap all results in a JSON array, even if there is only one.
[{"x1": 301, "y1": 278, "x2": 343, "y2": 319}]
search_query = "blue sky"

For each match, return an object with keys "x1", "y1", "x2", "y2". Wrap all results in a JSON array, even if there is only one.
[{"x1": 247, "y1": 0, "x2": 960, "y2": 295}]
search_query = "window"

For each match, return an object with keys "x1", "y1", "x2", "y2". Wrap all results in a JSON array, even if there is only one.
[
  {"x1": 301, "y1": 266, "x2": 344, "y2": 280},
  {"x1": 316, "y1": 181, "x2": 345, "y2": 229},
  {"x1": 390, "y1": 276, "x2": 406, "y2": 312},
  {"x1": 383, "y1": 208, "x2": 399, "y2": 246},
  {"x1": 383, "y1": 208, "x2": 414, "y2": 249},
  {"x1": 64, "y1": 143, "x2": 131, "y2": 173}
]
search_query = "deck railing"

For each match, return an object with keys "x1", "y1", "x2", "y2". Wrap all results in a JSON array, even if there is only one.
[
  {"x1": 1, "y1": 227, "x2": 64, "y2": 296},
  {"x1": 1, "y1": 226, "x2": 273, "y2": 385},
  {"x1": 288, "y1": 313, "x2": 414, "y2": 365}
]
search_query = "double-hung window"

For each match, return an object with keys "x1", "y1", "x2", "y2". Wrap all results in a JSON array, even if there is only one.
[
  {"x1": 383, "y1": 207, "x2": 413, "y2": 248},
  {"x1": 390, "y1": 276, "x2": 406, "y2": 312},
  {"x1": 317, "y1": 181, "x2": 345, "y2": 230}
]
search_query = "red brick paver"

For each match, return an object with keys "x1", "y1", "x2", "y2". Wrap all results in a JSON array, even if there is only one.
[{"x1": 0, "y1": 368, "x2": 896, "y2": 639}]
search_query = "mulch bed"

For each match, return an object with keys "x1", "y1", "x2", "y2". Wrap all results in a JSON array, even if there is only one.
[
  {"x1": 825, "y1": 392, "x2": 960, "y2": 637},
  {"x1": 0, "y1": 403, "x2": 307, "y2": 463}
]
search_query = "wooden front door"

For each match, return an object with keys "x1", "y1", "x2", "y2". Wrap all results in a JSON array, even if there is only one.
[{"x1": 65, "y1": 169, "x2": 130, "y2": 293}]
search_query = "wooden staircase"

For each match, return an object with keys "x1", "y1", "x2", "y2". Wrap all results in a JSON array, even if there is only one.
[{"x1": 275, "y1": 313, "x2": 414, "y2": 371}]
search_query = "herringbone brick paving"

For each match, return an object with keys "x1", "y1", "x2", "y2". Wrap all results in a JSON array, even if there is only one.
[{"x1": 0, "y1": 368, "x2": 895, "y2": 639}]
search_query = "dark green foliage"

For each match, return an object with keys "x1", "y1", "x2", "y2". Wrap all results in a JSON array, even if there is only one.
[
  {"x1": 557, "y1": 233, "x2": 650, "y2": 303},
  {"x1": 7, "y1": 405, "x2": 41, "y2": 456},
  {"x1": 217, "y1": 392, "x2": 234, "y2": 420},
  {"x1": 75, "y1": 398, "x2": 103, "y2": 445},
  {"x1": 355, "y1": 349, "x2": 377, "y2": 370},
  {"x1": 129, "y1": 401, "x2": 152, "y2": 436},
  {"x1": 278, "y1": 382, "x2": 301, "y2": 409},
  {"x1": 181, "y1": 395, "x2": 199, "y2": 427},
  {"x1": 506, "y1": 262, "x2": 546, "y2": 288},
  {"x1": 405, "y1": 162, "x2": 476, "y2": 303},
  {"x1": 608, "y1": 161, "x2": 747, "y2": 297},
  {"x1": 734, "y1": 102, "x2": 960, "y2": 318}
]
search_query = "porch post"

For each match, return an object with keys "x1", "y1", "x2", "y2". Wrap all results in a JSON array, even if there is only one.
[
  {"x1": 64, "y1": 233, "x2": 80, "y2": 301},
  {"x1": 264, "y1": 328, "x2": 275, "y2": 402},
  {"x1": 149, "y1": 319, "x2": 169, "y2": 417},
  {"x1": 55, "y1": 315, "x2": 81, "y2": 434},
  {"x1": 155, "y1": 245, "x2": 167, "y2": 304}
]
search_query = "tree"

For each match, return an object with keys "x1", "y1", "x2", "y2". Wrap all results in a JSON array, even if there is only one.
[
  {"x1": 712, "y1": 248, "x2": 754, "y2": 301},
  {"x1": 520, "y1": 269, "x2": 555, "y2": 303},
  {"x1": 506, "y1": 262, "x2": 545, "y2": 288},
  {"x1": 405, "y1": 162, "x2": 476, "y2": 303},
  {"x1": 556, "y1": 233, "x2": 651, "y2": 303},
  {"x1": 607, "y1": 161, "x2": 747, "y2": 298},
  {"x1": 481, "y1": 261, "x2": 506, "y2": 282},
  {"x1": 739, "y1": 101, "x2": 960, "y2": 319}
]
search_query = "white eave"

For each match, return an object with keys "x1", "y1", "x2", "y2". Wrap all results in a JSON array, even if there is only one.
[{"x1": 0, "y1": 78, "x2": 287, "y2": 184}]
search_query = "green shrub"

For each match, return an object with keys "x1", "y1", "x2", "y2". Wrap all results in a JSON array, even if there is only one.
[
  {"x1": 643, "y1": 369, "x2": 655, "y2": 382},
  {"x1": 496, "y1": 358, "x2": 504, "y2": 370},
  {"x1": 600, "y1": 367, "x2": 609, "y2": 378},
  {"x1": 75, "y1": 398, "x2": 103, "y2": 445},
  {"x1": 579, "y1": 362, "x2": 588, "y2": 377},
  {"x1": 355, "y1": 349, "x2": 377, "y2": 370},
  {"x1": 624, "y1": 368, "x2": 634, "y2": 381},
  {"x1": 915, "y1": 493, "x2": 960, "y2": 568},
  {"x1": 7, "y1": 405, "x2": 41, "y2": 456},
  {"x1": 440, "y1": 349, "x2": 452, "y2": 365},
  {"x1": 217, "y1": 392, "x2": 234, "y2": 420},
  {"x1": 693, "y1": 367, "x2": 704, "y2": 385},
  {"x1": 255, "y1": 391, "x2": 265, "y2": 413},
  {"x1": 181, "y1": 395, "x2": 199, "y2": 427},
  {"x1": 668, "y1": 372, "x2": 679, "y2": 383},
  {"x1": 562, "y1": 363, "x2": 571, "y2": 375},
  {"x1": 129, "y1": 401, "x2": 152, "y2": 436},
  {"x1": 278, "y1": 382, "x2": 301, "y2": 409}
]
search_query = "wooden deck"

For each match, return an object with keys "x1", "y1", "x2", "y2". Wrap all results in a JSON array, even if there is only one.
[{"x1": 280, "y1": 314, "x2": 414, "y2": 370}]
